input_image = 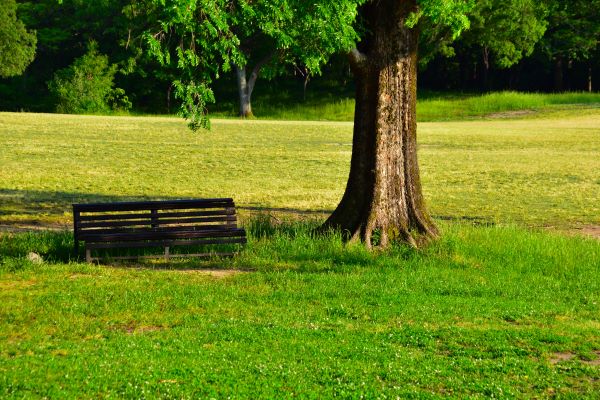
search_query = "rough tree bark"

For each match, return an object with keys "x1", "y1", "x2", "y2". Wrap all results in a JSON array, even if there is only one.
[{"x1": 321, "y1": 0, "x2": 438, "y2": 248}]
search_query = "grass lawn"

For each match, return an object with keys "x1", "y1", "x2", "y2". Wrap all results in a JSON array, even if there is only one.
[
  {"x1": 1, "y1": 223, "x2": 599, "y2": 397},
  {"x1": 0, "y1": 108, "x2": 598, "y2": 229},
  {"x1": 0, "y1": 102, "x2": 599, "y2": 397}
]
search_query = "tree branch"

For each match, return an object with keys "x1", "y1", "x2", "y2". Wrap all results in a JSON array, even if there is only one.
[
  {"x1": 347, "y1": 48, "x2": 369, "y2": 74},
  {"x1": 247, "y1": 52, "x2": 275, "y2": 94}
]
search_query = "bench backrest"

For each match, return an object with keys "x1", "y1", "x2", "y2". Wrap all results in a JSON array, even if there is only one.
[{"x1": 73, "y1": 198, "x2": 238, "y2": 242}]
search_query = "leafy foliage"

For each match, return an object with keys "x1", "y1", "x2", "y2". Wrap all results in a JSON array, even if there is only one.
[
  {"x1": 48, "y1": 43, "x2": 130, "y2": 114},
  {"x1": 139, "y1": 0, "x2": 478, "y2": 129},
  {"x1": 0, "y1": 0, "x2": 37, "y2": 78},
  {"x1": 421, "y1": 0, "x2": 547, "y2": 69},
  {"x1": 541, "y1": 0, "x2": 600, "y2": 62},
  {"x1": 465, "y1": 0, "x2": 547, "y2": 68}
]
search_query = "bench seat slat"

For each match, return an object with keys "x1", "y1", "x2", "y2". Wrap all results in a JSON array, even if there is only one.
[
  {"x1": 86, "y1": 237, "x2": 247, "y2": 249},
  {"x1": 78, "y1": 209, "x2": 235, "y2": 222},
  {"x1": 87, "y1": 253, "x2": 236, "y2": 261},
  {"x1": 81, "y1": 228, "x2": 246, "y2": 243},
  {"x1": 79, "y1": 224, "x2": 238, "y2": 236},
  {"x1": 77, "y1": 215, "x2": 236, "y2": 229},
  {"x1": 74, "y1": 198, "x2": 233, "y2": 213}
]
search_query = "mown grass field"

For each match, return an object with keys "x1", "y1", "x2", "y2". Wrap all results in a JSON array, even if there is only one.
[
  {"x1": 1, "y1": 100, "x2": 599, "y2": 398},
  {"x1": 1, "y1": 107, "x2": 599, "y2": 229}
]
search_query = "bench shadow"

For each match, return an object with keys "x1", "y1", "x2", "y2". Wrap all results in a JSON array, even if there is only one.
[{"x1": 0, "y1": 188, "x2": 335, "y2": 222}]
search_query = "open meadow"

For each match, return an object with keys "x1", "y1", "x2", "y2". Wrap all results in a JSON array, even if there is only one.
[{"x1": 1, "y1": 106, "x2": 599, "y2": 397}]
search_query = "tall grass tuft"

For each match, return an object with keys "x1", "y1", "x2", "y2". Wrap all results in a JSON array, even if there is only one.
[{"x1": 210, "y1": 91, "x2": 600, "y2": 122}]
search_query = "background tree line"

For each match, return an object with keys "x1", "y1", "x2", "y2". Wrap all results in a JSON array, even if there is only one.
[{"x1": 1, "y1": 0, "x2": 598, "y2": 116}]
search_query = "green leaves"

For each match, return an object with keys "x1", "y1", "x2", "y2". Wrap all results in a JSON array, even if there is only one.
[
  {"x1": 48, "y1": 43, "x2": 128, "y2": 114},
  {"x1": 542, "y1": 0, "x2": 600, "y2": 61},
  {"x1": 0, "y1": 0, "x2": 37, "y2": 78},
  {"x1": 138, "y1": 0, "x2": 476, "y2": 130},
  {"x1": 172, "y1": 79, "x2": 214, "y2": 130},
  {"x1": 140, "y1": 0, "x2": 366, "y2": 129},
  {"x1": 414, "y1": 0, "x2": 474, "y2": 39}
]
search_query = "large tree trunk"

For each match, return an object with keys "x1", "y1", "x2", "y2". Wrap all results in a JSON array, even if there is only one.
[{"x1": 322, "y1": 0, "x2": 438, "y2": 248}]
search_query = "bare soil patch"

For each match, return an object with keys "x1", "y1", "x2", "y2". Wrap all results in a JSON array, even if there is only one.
[
  {"x1": 486, "y1": 110, "x2": 536, "y2": 119},
  {"x1": 583, "y1": 351, "x2": 600, "y2": 366},
  {"x1": 549, "y1": 351, "x2": 600, "y2": 366},
  {"x1": 580, "y1": 226, "x2": 600, "y2": 240},
  {"x1": 174, "y1": 269, "x2": 250, "y2": 278},
  {"x1": 0, "y1": 279, "x2": 37, "y2": 290},
  {"x1": 550, "y1": 352, "x2": 576, "y2": 364}
]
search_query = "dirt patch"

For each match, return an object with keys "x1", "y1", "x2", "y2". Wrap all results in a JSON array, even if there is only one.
[
  {"x1": 0, "y1": 222, "x2": 69, "y2": 233},
  {"x1": 114, "y1": 322, "x2": 166, "y2": 335},
  {"x1": 550, "y1": 352, "x2": 576, "y2": 364},
  {"x1": 580, "y1": 226, "x2": 600, "y2": 240},
  {"x1": 131, "y1": 325, "x2": 164, "y2": 334},
  {"x1": 69, "y1": 274, "x2": 91, "y2": 280},
  {"x1": 550, "y1": 351, "x2": 600, "y2": 366},
  {"x1": 174, "y1": 269, "x2": 250, "y2": 278},
  {"x1": 486, "y1": 110, "x2": 536, "y2": 119},
  {"x1": 0, "y1": 279, "x2": 37, "y2": 290},
  {"x1": 582, "y1": 351, "x2": 600, "y2": 366},
  {"x1": 111, "y1": 265, "x2": 251, "y2": 277}
]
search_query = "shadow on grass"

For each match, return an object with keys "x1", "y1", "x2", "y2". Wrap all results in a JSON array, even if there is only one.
[
  {"x1": 0, "y1": 188, "x2": 334, "y2": 223},
  {"x1": 0, "y1": 188, "x2": 184, "y2": 218}
]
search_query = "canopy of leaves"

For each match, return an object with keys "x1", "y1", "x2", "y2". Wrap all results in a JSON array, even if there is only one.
[
  {"x1": 138, "y1": 0, "x2": 474, "y2": 129},
  {"x1": 0, "y1": 0, "x2": 37, "y2": 78},
  {"x1": 420, "y1": 0, "x2": 547, "y2": 69},
  {"x1": 541, "y1": 0, "x2": 600, "y2": 61}
]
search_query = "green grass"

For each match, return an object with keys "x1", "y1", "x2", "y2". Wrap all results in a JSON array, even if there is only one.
[
  {"x1": 0, "y1": 109, "x2": 598, "y2": 229},
  {"x1": 1, "y1": 97, "x2": 599, "y2": 397},
  {"x1": 210, "y1": 91, "x2": 600, "y2": 122},
  {"x1": 1, "y1": 222, "x2": 599, "y2": 398}
]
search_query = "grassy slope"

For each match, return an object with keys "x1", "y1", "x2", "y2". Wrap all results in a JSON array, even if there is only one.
[
  {"x1": 211, "y1": 91, "x2": 600, "y2": 122},
  {"x1": 0, "y1": 110, "x2": 598, "y2": 229}
]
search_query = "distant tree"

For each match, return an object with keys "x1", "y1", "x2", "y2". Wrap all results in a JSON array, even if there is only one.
[
  {"x1": 2, "y1": 0, "x2": 134, "y2": 111},
  {"x1": 540, "y1": 0, "x2": 600, "y2": 91},
  {"x1": 139, "y1": 0, "x2": 360, "y2": 120},
  {"x1": 420, "y1": 0, "x2": 547, "y2": 89},
  {"x1": 0, "y1": 0, "x2": 37, "y2": 78}
]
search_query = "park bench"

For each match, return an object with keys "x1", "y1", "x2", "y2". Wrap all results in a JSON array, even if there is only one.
[{"x1": 73, "y1": 198, "x2": 246, "y2": 263}]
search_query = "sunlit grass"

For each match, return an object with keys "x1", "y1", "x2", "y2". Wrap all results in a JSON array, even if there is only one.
[
  {"x1": 1, "y1": 221, "x2": 599, "y2": 398},
  {"x1": 1, "y1": 99, "x2": 599, "y2": 397},
  {"x1": 0, "y1": 109, "x2": 598, "y2": 229},
  {"x1": 210, "y1": 91, "x2": 600, "y2": 122}
]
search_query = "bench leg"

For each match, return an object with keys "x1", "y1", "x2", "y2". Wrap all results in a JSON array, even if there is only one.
[
  {"x1": 164, "y1": 246, "x2": 170, "y2": 261},
  {"x1": 85, "y1": 248, "x2": 92, "y2": 263}
]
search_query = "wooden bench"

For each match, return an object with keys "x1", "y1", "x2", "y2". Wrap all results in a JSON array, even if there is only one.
[{"x1": 73, "y1": 198, "x2": 246, "y2": 263}]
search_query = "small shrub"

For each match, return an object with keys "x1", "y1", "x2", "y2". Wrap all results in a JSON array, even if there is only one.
[
  {"x1": 105, "y1": 87, "x2": 132, "y2": 112},
  {"x1": 48, "y1": 43, "x2": 130, "y2": 114}
]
